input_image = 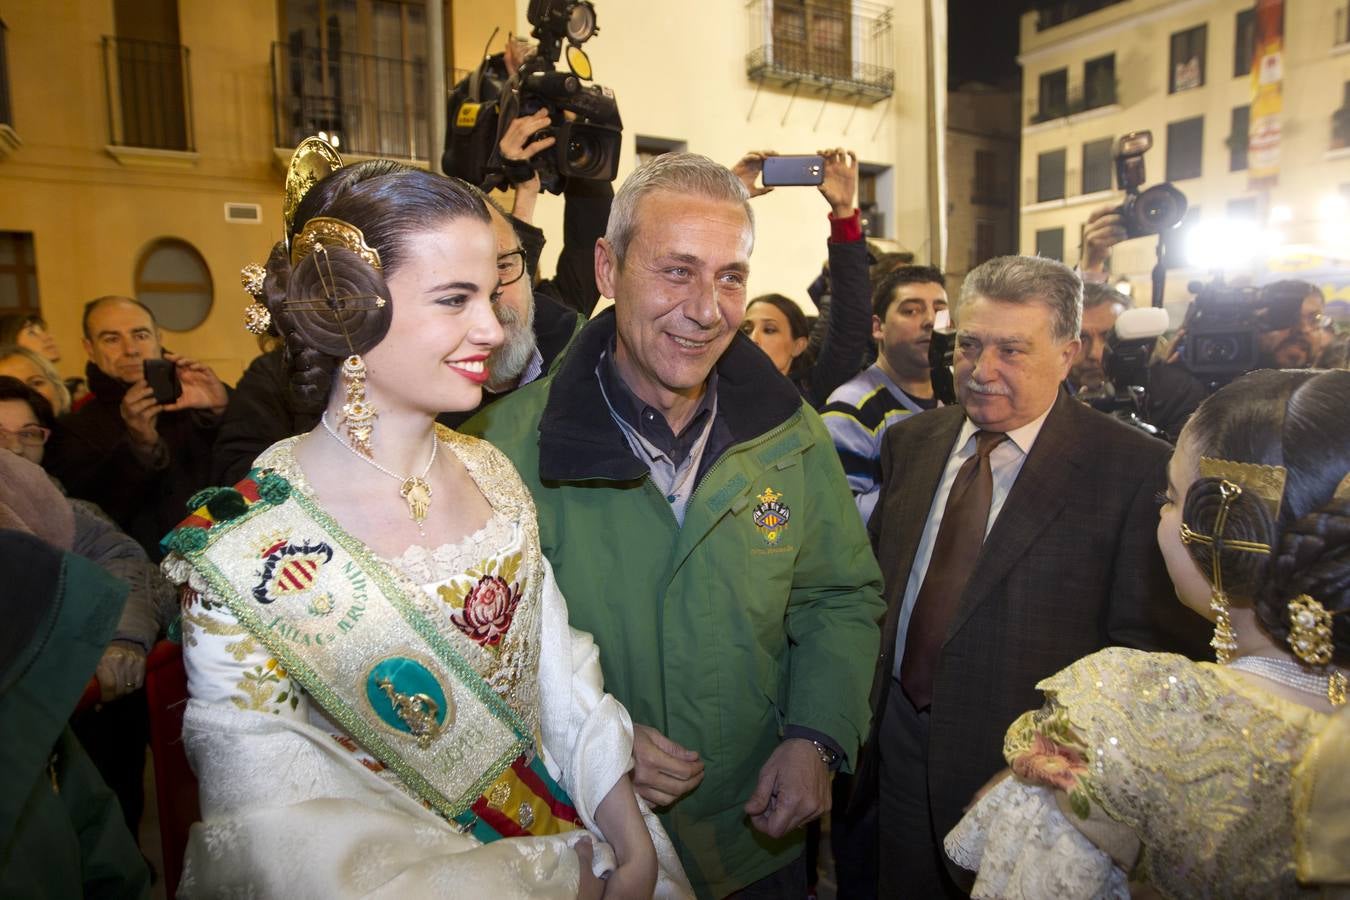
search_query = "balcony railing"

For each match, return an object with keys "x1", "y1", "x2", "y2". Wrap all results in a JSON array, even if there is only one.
[
  {"x1": 0, "y1": 19, "x2": 12, "y2": 127},
  {"x1": 102, "y1": 36, "x2": 194, "y2": 151},
  {"x1": 272, "y1": 42, "x2": 428, "y2": 160},
  {"x1": 745, "y1": 0, "x2": 894, "y2": 101}
]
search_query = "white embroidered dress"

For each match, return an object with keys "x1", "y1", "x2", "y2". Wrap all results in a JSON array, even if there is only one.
[{"x1": 166, "y1": 429, "x2": 690, "y2": 898}]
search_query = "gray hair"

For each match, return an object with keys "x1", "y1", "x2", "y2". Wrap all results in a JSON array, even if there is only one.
[
  {"x1": 1083, "y1": 282, "x2": 1129, "y2": 313},
  {"x1": 956, "y1": 255, "x2": 1083, "y2": 343},
  {"x1": 604, "y1": 152, "x2": 754, "y2": 266}
]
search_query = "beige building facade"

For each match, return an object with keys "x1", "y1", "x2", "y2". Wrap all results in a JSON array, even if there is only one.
[
  {"x1": 1017, "y1": 0, "x2": 1350, "y2": 310},
  {"x1": 0, "y1": 0, "x2": 946, "y2": 390},
  {"x1": 945, "y1": 82, "x2": 1020, "y2": 296}
]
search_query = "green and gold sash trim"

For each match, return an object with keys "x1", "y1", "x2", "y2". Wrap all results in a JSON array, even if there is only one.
[{"x1": 166, "y1": 469, "x2": 547, "y2": 823}]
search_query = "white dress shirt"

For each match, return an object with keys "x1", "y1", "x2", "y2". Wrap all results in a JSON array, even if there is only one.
[{"x1": 892, "y1": 404, "x2": 1054, "y2": 676}]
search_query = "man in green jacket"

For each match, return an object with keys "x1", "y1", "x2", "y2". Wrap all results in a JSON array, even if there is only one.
[{"x1": 464, "y1": 153, "x2": 884, "y2": 898}]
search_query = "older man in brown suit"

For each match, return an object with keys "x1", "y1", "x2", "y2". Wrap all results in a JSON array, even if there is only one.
[{"x1": 861, "y1": 255, "x2": 1207, "y2": 896}]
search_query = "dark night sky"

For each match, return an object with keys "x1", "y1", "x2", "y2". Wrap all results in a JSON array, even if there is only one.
[{"x1": 947, "y1": 0, "x2": 1033, "y2": 88}]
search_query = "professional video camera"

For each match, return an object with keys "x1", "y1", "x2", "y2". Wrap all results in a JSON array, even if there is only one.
[
  {"x1": 510, "y1": 1, "x2": 623, "y2": 193},
  {"x1": 1174, "y1": 278, "x2": 1304, "y2": 386},
  {"x1": 443, "y1": 2, "x2": 622, "y2": 193},
  {"x1": 1087, "y1": 306, "x2": 1169, "y2": 437}
]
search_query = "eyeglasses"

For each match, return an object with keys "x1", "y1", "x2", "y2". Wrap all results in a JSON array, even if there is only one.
[
  {"x1": 0, "y1": 424, "x2": 51, "y2": 447},
  {"x1": 1301, "y1": 312, "x2": 1331, "y2": 330},
  {"x1": 497, "y1": 249, "x2": 527, "y2": 287}
]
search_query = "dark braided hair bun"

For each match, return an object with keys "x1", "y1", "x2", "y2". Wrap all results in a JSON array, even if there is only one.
[{"x1": 1181, "y1": 369, "x2": 1350, "y2": 665}]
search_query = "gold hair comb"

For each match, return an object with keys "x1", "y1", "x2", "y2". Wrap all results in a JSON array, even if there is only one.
[{"x1": 1198, "y1": 457, "x2": 1287, "y2": 520}]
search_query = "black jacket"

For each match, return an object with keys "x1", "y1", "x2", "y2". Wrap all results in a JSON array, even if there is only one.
[{"x1": 45, "y1": 363, "x2": 222, "y2": 559}]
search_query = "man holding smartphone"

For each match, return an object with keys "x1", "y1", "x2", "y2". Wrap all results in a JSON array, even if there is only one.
[{"x1": 45, "y1": 295, "x2": 228, "y2": 558}]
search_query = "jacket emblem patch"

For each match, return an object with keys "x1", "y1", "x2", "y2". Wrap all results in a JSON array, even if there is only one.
[{"x1": 752, "y1": 487, "x2": 791, "y2": 546}]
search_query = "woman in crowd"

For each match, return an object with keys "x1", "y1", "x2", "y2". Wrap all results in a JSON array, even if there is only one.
[
  {"x1": 947, "y1": 367, "x2": 1349, "y2": 898},
  {"x1": 161, "y1": 140, "x2": 686, "y2": 898},
  {"x1": 0, "y1": 343, "x2": 72, "y2": 415},
  {"x1": 742, "y1": 293, "x2": 810, "y2": 382},
  {"x1": 0, "y1": 313, "x2": 61, "y2": 363}
]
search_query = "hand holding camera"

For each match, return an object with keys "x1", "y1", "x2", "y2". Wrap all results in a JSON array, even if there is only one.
[
  {"x1": 1080, "y1": 204, "x2": 1128, "y2": 274},
  {"x1": 731, "y1": 150, "x2": 779, "y2": 198},
  {"x1": 817, "y1": 147, "x2": 858, "y2": 218}
]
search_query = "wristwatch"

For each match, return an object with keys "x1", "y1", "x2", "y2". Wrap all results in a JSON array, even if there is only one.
[{"x1": 810, "y1": 740, "x2": 841, "y2": 771}]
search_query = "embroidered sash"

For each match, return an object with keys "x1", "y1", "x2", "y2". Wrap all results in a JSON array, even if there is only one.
[{"x1": 164, "y1": 471, "x2": 582, "y2": 841}]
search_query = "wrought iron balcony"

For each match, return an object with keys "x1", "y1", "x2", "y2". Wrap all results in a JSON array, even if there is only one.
[
  {"x1": 272, "y1": 42, "x2": 429, "y2": 161},
  {"x1": 745, "y1": 0, "x2": 894, "y2": 101},
  {"x1": 102, "y1": 36, "x2": 194, "y2": 151},
  {"x1": 1035, "y1": 0, "x2": 1126, "y2": 32}
]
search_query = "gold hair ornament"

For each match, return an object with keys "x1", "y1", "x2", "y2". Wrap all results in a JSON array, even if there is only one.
[
  {"x1": 239, "y1": 263, "x2": 271, "y2": 335},
  {"x1": 1287, "y1": 594, "x2": 1335, "y2": 667},
  {"x1": 283, "y1": 136, "x2": 344, "y2": 246},
  {"x1": 1180, "y1": 479, "x2": 1272, "y2": 664},
  {"x1": 290, "y1": 217, "x2": 383, "y2": 271},
  {"x1": 1198, "y1": 457, "x2": 1286, "y2": 520}
]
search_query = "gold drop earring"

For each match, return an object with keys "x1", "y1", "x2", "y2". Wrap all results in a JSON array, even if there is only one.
[{"x1": 340, "y1": 354, "x2": 377, "y2": 457}]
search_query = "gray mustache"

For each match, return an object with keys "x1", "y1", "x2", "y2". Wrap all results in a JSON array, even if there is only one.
[{"x1": 962, "y1": 379, "x2": 1012, "y2": 397}]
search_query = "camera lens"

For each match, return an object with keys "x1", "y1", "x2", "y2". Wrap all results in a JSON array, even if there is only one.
[
  {"x1": 1134, "y1": 184, "x2": 1188, "y2": 234},
  {"x1": 1195, "y1": 335, "x2": 1241, "y2": 365},
  {"x1": 566, "y1": 131, "x2": 604, "y2": 177}
]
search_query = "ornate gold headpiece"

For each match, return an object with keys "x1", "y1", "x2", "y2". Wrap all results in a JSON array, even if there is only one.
[
  {"x1": 283, "y1": 136, "x2": 344, "y2": 245},
  {"x1": 290, "y1": 217, "x2": 383, "y2": 271},
  {"x1": 1198, "y1": 457, "x2": 1286, "y2": 520}
]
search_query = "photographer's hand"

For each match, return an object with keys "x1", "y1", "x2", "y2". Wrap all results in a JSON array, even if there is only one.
[
  {"x1": 818, "y1": 147, "x2": 858, "y2": 218},
  {"x1": 1081, "y1": 203, "x2": 1127, "y2": 274},
  {"x1": 732, "y1": 150, "x2": 778, "y2": 198}
]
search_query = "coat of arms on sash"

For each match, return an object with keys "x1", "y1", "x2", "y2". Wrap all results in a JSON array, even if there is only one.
[
  {"x1": 752, "y1": 487, "x2": 791, "y2": 546},
  {"x1": 253, "y1": 534, "x2": 336, "y2": 608}
]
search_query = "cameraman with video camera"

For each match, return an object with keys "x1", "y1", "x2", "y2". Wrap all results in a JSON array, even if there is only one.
[{"x1": 1075, "y1": 200, "x2": 1330, "y2": 440}]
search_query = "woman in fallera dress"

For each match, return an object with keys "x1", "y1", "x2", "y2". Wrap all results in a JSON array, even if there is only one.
[
  {"x1": 946, "y1": 367, "x2": 1350, "y2": 898},
  {"x1": 162, "y1": 139, "x2": 689, "y2": 898}
]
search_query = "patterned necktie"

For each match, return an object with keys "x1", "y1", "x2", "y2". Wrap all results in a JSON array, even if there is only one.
[{"x1": 900, "y1": 429, "x2": 1008, "y2": 711}]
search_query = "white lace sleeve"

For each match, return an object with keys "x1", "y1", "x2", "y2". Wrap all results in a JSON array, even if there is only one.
[
  {"x1": 175, "y1": 578, "x2": 310, "y2": 722},
  {"x1": 944, "y1": 777, "x2": 1130, "y2": 900}
]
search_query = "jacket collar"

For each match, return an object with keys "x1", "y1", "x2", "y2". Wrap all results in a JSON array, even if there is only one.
[
  {"x1": 84, "y1": 360, "x2": 132, "y2": 405},
  {"x1": 537, "y1": 308, "x2": 802, "y2": 483}
]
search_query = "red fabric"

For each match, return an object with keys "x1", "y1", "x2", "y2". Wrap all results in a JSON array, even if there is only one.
[
  {"x1": 144, "y1": 641, "x2": 200, "y2": 898},
  {"x1": 828, "y1": 209, "x2": 863, "y2": 243}
]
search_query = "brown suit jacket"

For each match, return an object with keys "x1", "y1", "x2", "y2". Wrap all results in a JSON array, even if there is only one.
[{"x1": 856, "y1": 390, "x2": 1209, "y2": 842}]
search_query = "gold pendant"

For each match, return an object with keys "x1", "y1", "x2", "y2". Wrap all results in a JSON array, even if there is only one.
[
  {"x1": 1330, "y1": 671, "x2": 1347, "y2": 708},
  {"x1": 400, "y1": 476, "x2": 432, "y2": 524}
]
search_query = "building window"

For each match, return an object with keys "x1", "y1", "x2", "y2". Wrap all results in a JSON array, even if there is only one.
[
  {"x1": 973, "y1": 149, "x2": 1002, "y2": 203},
  {"x1": 1037, "y1": 68, "x2": 1068, "y2": 121},
  {"x1": 1083, "y1": 54, "x2": 1116, "y2": 109},
  {"x1": 859, "y1": 163, "x2": 892, "y2": 238},
  {"x1": 635, "y1": 135, "x2": 686, "y2": 167},
  {"x1": 276, "y1": 0, "x2": 429, "y2": 159},
  {"x1": 1234, "y1": 8, "x2": 1256, "y2": 78},
  {"x1": 1335, "y1": 81, "x2": 1350, "y2": 151},
  {"x1": 974, "y1": 220, "x2": 996, "y2": 267},
  {"x1": 0, "y1": 232, "x2": 40, "y2": 316},
  {"x1": 1169, "y1": 24, "x2": 1206, "y2": 93},
  {"x1": 770, "y1": 0, "x2": 851, "y2": 81},
  {"x1": 1229, "y1": 106, "x2": 1250, "y2": 171},
  {"x1": 1082, "y1": 137, "x2": 1114, "y2": 194},
  {"x1": 1037, "y1": 148, "x2": 1066, "y2": 202},
  {"x1": 1166, "y1": 116, "x2": 1204, "y2": 181},
  {"x1": 134, "y1": 238, "x2": 213, "y2": 331},
  {"x1": 105, "y1": 0, "x2": 193, "y2": 150},
  {"x1": 1035, "y1": 227, "x2": 1065, "y2": 262}
]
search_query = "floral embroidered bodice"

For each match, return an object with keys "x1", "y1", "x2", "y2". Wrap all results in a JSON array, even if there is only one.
[
  {"x1": 1001, "y1": 647, "x2": 1332, "y2": 898},
  {"x1": 175, "y1": 427, "x2": 547, "y2": 771}
]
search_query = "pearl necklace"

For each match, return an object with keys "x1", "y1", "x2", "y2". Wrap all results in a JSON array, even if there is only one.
[
  {"x1": 320, "y1": 413, "x2": 437, "y2": 533},
  {"x1": 1227, "y1": 655, "x2": 1347, "y2": 707}
]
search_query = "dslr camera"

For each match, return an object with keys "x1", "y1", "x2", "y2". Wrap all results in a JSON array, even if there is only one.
[
  {"x1": 503, "y1": 0, "x2": 623, "y2": 193},
  {"x1": 1114, "y1": 131, "x2": 1188, "y2": 239}
]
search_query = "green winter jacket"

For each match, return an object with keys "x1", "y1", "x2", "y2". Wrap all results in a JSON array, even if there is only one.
[
  {"x1": 0, "y1": 530, "x2": 151, "y2": 899},
  {"x1": 464, "y1": 310, "x2": 884, "y2": 898}
]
